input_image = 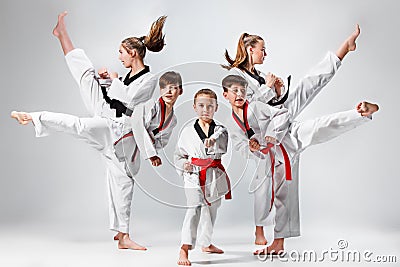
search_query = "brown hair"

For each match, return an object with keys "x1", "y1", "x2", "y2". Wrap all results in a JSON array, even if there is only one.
[
  {"x1": 221, "y1": 75, "x2": 248, "y2": 92},
  {"x1": 224, "y1": 33, "x2": 263, "y2": 70},
  {"x1": 121, "y1": 16, "x2": 167, "y2": 59},
  {"x1": 159, "y1": 71, "x2": 182, "y2": 89},
  {"x1": 194, "y1": 89, "x2": 217, "y2": 104}
]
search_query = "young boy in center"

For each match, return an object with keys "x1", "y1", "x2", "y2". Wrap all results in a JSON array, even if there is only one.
[
  {"x1": 221, "y1": 74, "x2": 379, "y2": 255},
  {"x1": 174, "y1": 89, "x2": 231, "y2": 266},
  {"x1": 11, "y1": 71, "x2": 183, "y2": 251}
]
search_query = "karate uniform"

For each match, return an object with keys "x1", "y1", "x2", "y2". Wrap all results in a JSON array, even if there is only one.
[
  {"x1": 65, "y1": 48, "x2": 157, "y2": 117},
  {"x1": 230, "y1": 51, "x2": 372, "y2": 238},
  {"x1": 114, "y1": 97, "x2": 178, "y2": 177},
  {"x1": 51, "y1": 47, "x2": 161, "y2": 234},
  {"x1": 28, "y1": 97, "x2": 176, "y2": 233},
  {"x1": 175, "y1": 119, "x2": 231, "y2": 248},
  {"x1": 224, "y1": 101, "x2": 291, "y2": 228},
  {"x1": 111, "y1": 97, "x2": 177, "y2": 233}
]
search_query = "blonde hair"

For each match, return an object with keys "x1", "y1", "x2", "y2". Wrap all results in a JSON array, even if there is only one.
[
  {"x1": 121, "y1": 16, "x2": 167, "y2": 59},
  {"x1": 224, "y1": 33, "x2": 263, "y2": 70}
]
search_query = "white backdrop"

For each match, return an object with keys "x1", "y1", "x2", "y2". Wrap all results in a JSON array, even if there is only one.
[{"x1": 1, "y1": 0, "x2": 399, "y2": 265}]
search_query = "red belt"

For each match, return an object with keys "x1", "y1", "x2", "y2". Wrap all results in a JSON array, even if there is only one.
[
  {"x1": 114, "y1": 131, "x2": 156, "y2": 146},
  {"x1": 259, "y1": 143, "x2": 292, "y2": 211},
  {"x1": 191, "y1": 158, "x2": 232, "y2": 206},
  {"x1": 113, "y1": 131, "x2": 140, "y2": 162},
  {"x1": 114, "y1": 131, "x2": 133, "y2": 146}
]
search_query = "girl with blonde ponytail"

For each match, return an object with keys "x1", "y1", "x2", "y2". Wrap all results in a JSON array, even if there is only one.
[
  {"x1": 50, "y1": 12, "x2": 168, "y2": 250},
  {"x1": 224, "y1": 26, "x2": 379, "y2": 256}
]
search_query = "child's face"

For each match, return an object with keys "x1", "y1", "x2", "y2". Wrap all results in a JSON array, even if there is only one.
[
  {"x1": 223, "y1": 83, "x2": 247, "y2": 109},
  {"x1": 160, "y1": 83, "x2": 182, "y2": 105},
  {"x1": 249, "y1": 40, "x2": 267, "y2": 65},
  {"x1": 118, "y1": 45, "x2": 134, "y2": 68},
  {"x1": 193, "y1": 94, "x2": 218, "y2": 122}
]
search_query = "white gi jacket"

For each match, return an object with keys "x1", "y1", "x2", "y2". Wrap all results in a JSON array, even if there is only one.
[
  {"x1": 175, "y1": 119, "x2": 230, "y2": 203},
  {"x1": 114, "y1": 97, "x2": 177, "y2": 177}
]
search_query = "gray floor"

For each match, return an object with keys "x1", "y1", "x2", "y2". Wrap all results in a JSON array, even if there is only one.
[{"x1": 1, "y1": 223, "x2": 399, "y2": 267}]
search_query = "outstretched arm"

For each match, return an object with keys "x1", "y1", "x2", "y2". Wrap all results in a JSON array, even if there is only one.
[{"x1": 206, "y1": 126, "x2": 229, "y2": 154}]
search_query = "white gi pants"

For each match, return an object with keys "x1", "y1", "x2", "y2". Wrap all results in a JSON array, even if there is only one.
[
  {"x1": 284, "y1": 51, "x2": 342, "y2": 119},
  {"x1": 273, "y1": 110, "x2": 371, "y2": 238},
  {"x1": 30, "y1": 111, "x2": 134, "y2": 233},
  {"x1": 252, "y1": 154, "x2": 276, "y2": 227},
  {"x1": 254, "y1": 52, "x2": 371, "y2": 239},
  {"x1": 65, "y1": 48, "x2": 115, "y2": 118},
  {"x1": 254, "y1": 51, "x2": 341, "y2": 230},
  {"x1": 181, "y1": 172, "x2": 222, "y2": 249},
  {"x1": 64, "y1": 48, "x2": 134, "y2": 234}
]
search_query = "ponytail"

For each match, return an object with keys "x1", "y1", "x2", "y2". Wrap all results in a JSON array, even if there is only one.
[
  {"x1": 142, "y1": 15, "x2": 167, "y2": 52},
  {"x1": 121, "y1": 15, "x2": 167, "y2": 59},
  {"x1": 223, "y1": 33, "x2": 263, "y2": 70}
]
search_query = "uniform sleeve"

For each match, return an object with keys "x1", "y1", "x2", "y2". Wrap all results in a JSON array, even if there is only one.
[
  {"x1": 225, "y1": 121, "x2": 264, "y2": 160},
  {"x1": 174, "y1": 130, "x2": 190, "y2": 176},
  {"x1": 129, "y1": 102, "x2": 158, "y2": 160},
  {"x1": 255, "y1": 84, "x2": 278, "y2": 103},
  {"x1": 107, "y1": 75, "x2": 157, "y2": 107},
  {"x1": 267, "y1": 84, "x2": 288, "y2": 104},
  {"x1": 208, "y1": 126, "x2": 228, "y2": 154},
  {"x1": 254, "y1": 102, "x2": 290, "y2": 144},
  {"x1": 255, "y1": 70, "x2": 288, "y2": 104},
  {"x1": 154, "y1": 116, "x2": 177, "y2": 150}
]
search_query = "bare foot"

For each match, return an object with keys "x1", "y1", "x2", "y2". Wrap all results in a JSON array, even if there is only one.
[
  {"x1": 178, "y1": 245, "x2": 191, "y2": 266},
  {"x1": 357, "y1": 101, "x2": 379, "y2": 116},
  {"x1": 52, "y1": 11, "x2": 68, "y2": 38},
  {"x1": 202, "y1": 244, "x2": 224, "y2": 254},
  {"x1": 253, "y1": 245, "x2": 284, "y2": 255},
  {"x1": 346, "y1": 24, "x2": 361, "y2": 52},
  {"x1": 113, "y1": 232, "x2": 122, "y2": 241},
  {"x1": 253, "y1": 247, "x2": 283, "y2": 256},
  {"x1": 11, "y1": 111, "x2": 32, "y2": 125},
  {"x1": 255, "y1": 226, "x2": 268, "y2": 245},
  {"x1": 336, "y1": 24, "x2": 361, "y2": 60},
  {"x1": 255, "y1": 236, "x2": 267, "y2": 245},
  {"x1": 118, "y1": 233, "x2": 147, "y2": 250},
  {"x1": 254, "y1": 247, "x2": 278, "y2": 256},
  {"x1": 253, "y1": 238, "x2": 284, "y2": 255}
]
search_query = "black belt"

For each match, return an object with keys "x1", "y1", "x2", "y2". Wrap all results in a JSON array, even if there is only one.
[
  {"x1": 101, "y1": 86, "x2": 133, "y2": 117},
  {"x1": 268, "y1": 75, "x2": 291, "y2": 106}
]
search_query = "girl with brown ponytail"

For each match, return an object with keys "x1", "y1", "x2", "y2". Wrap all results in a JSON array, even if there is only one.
[
  {"x1": 51, "y1": 12, "x2": 167, "y2": 250},
  {"x1": 225, "y1": 26, "x2": 374, "y2": 255},
  {"x1": 53, "y1": 12, "x2": 166, "y2": 117}
]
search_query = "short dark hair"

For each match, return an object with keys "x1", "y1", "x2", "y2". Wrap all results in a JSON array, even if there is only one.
[
  {"x1": 159, "y1": 71, "x2": 182, "y2": 89},
  {"x1": 194, "y1": 88, "x2": 217, "y2": 104},
  {"x1": 221, "y1": 75, "x2": 248, "y2": 92}
]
